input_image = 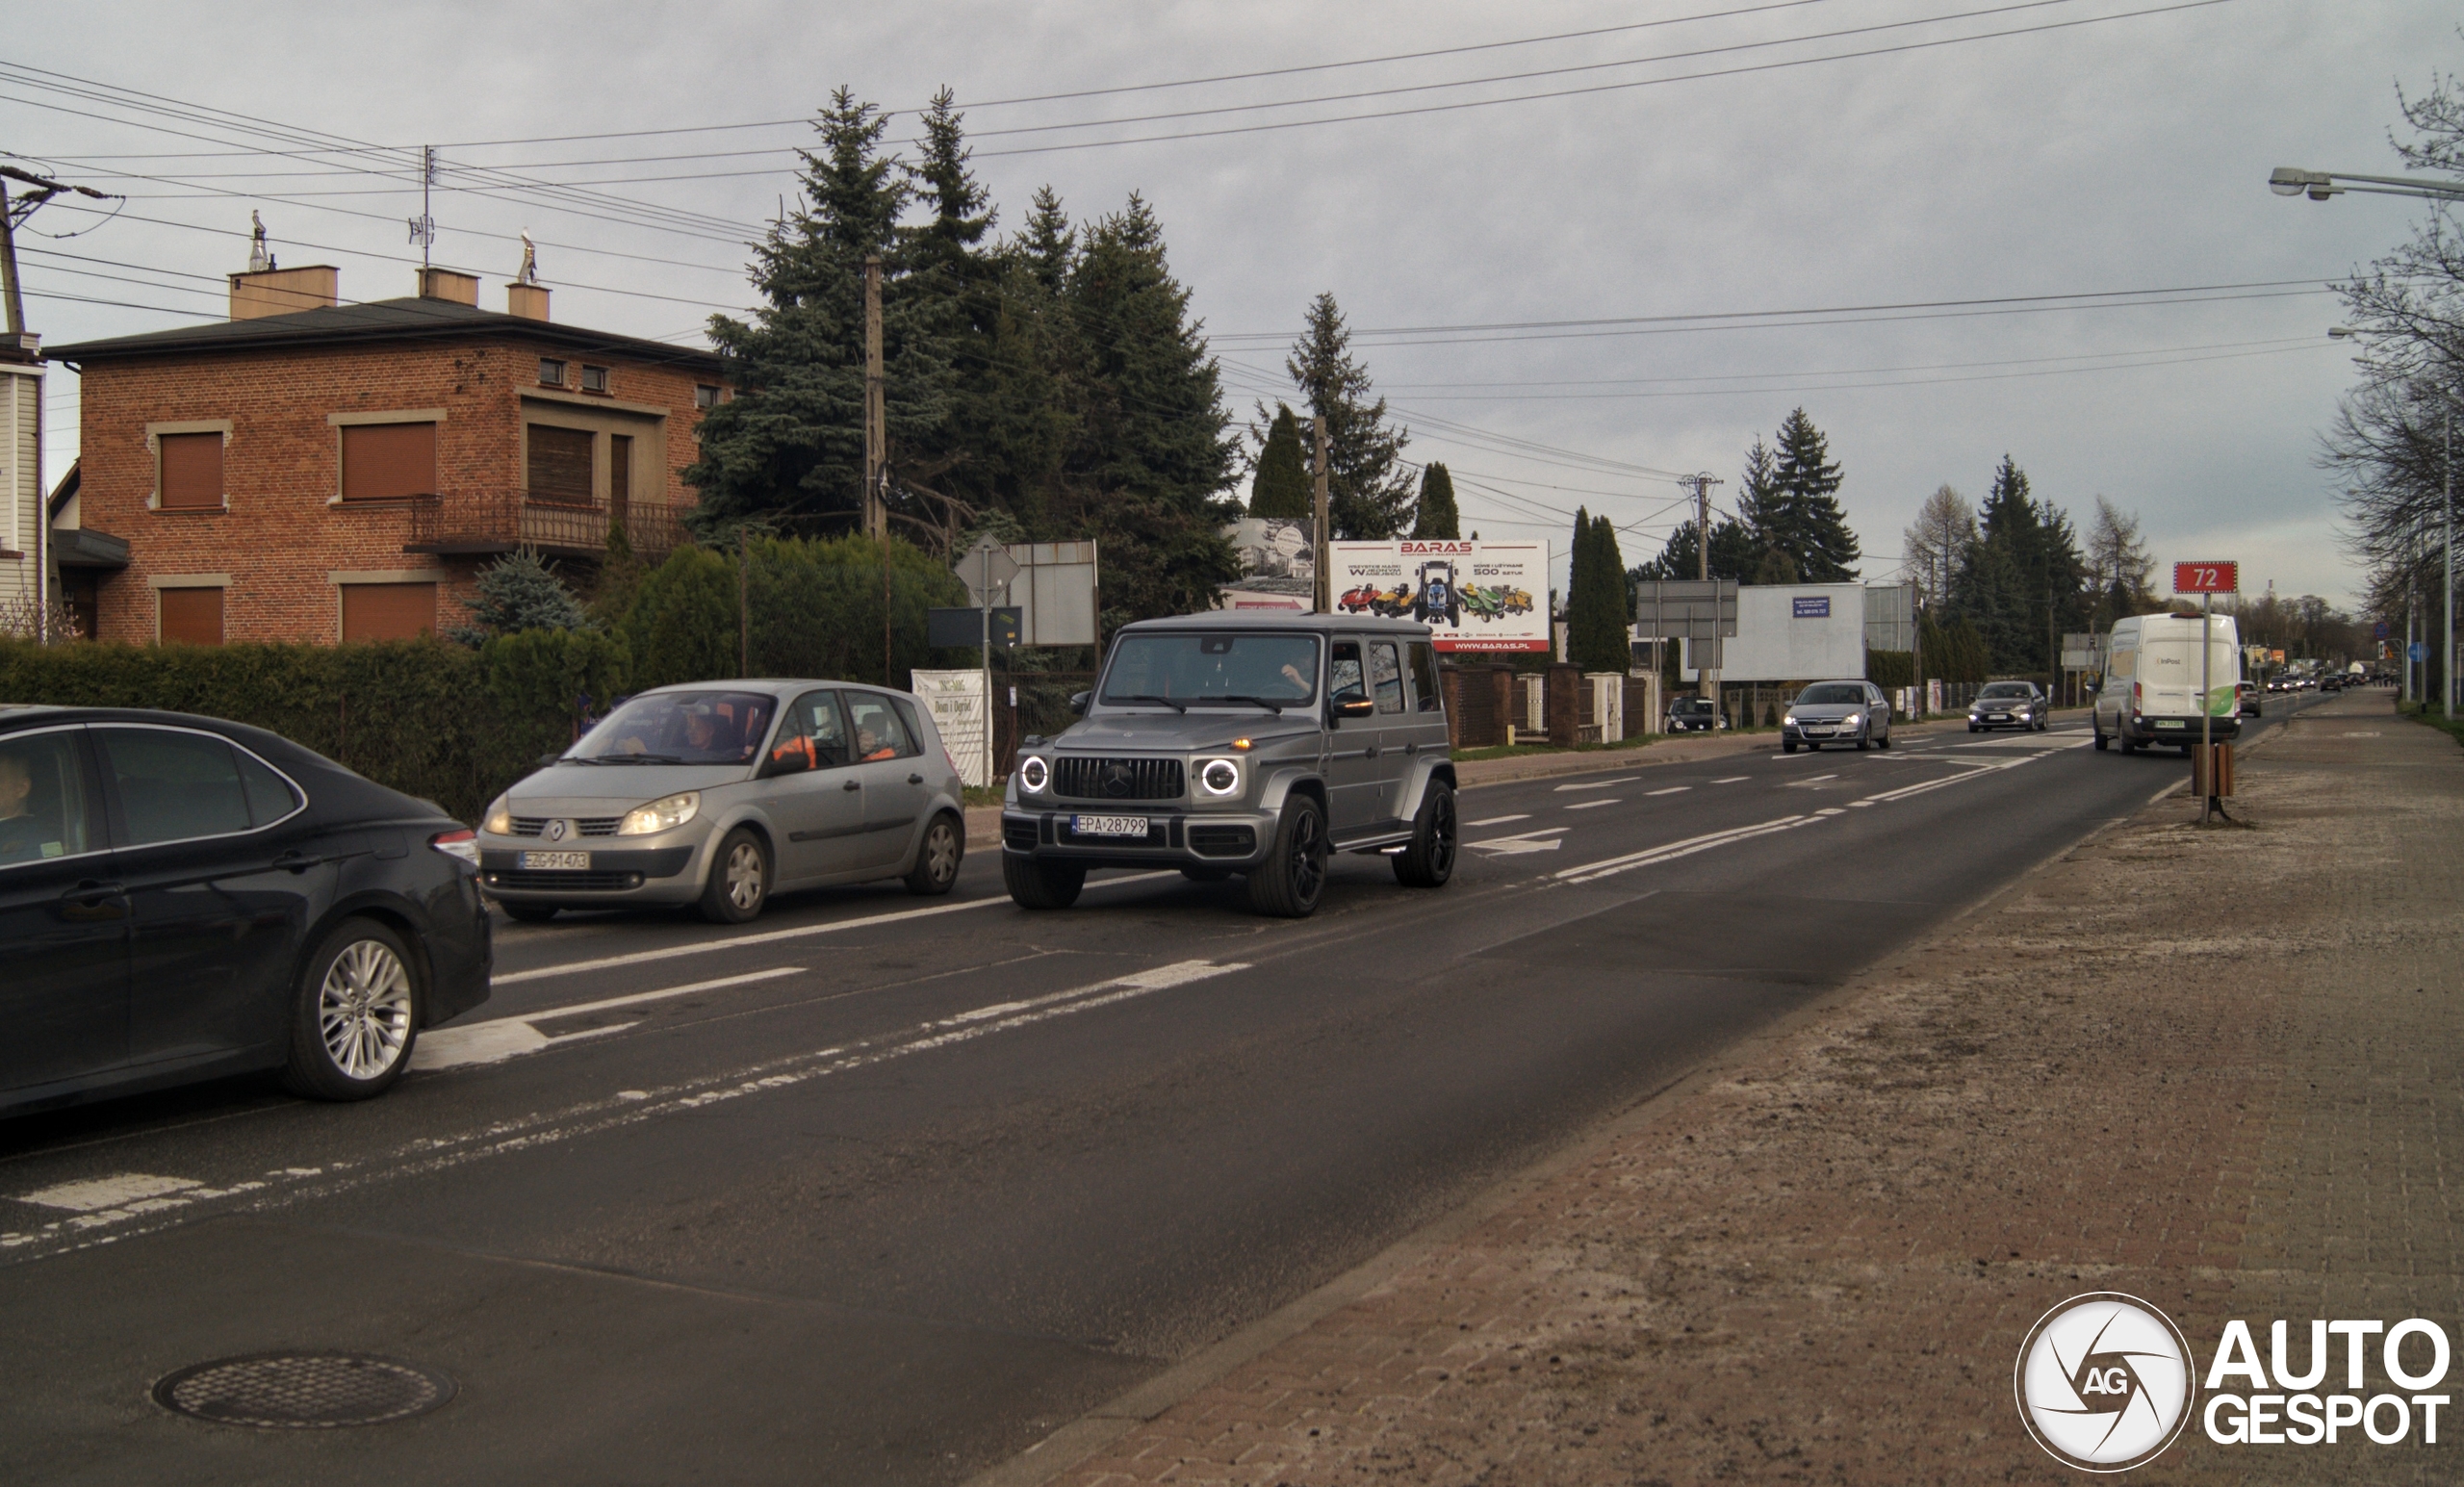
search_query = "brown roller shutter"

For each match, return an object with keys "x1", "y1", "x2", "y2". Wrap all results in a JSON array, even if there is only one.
[
  {"x1": 159, "y1": 587, "x2": 224, "y2": 645},
  {"x1": 158, "y1": 433, "x2": 224, "y2": 510},
  {"x1": 527, "y1": 425, "x2": 594, "y2": 505},
  {"x1": 340, "y1": 423, "x2": 437, "y2": 500},
  {"x1": 339, "y1": 583, "x2": 437, "y2": 642}
]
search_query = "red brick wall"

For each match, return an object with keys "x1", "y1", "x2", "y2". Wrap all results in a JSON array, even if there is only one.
[{"x1": 78, "y1": 335, "x2": 711, "y2": 645}]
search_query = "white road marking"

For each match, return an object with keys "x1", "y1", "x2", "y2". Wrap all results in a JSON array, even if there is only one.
[
  {"x1": 1711, "y1": 776, "x2": 1751, "y2": 784},
  {"x1": 1564, "y1": 798, "x2": 1621, "y2": 810},
  {"x1": 1816, "y1": 807, "x2": 1846, "y2": 816},
  {"x1": 1553, "y1": 777, "x2": 1640, "y2": 791},
  {"x1": 1848, "y1": 800, "x2": 1874, "y2": 807},
  {"x1": 3, "y1": 960, "x2": 1253, "y2": 1257},
  {"x1": 414, "y1": 967, "x2": 808, "y2": 1071},
  {"x1": 16, "y1": 1173, "x2": 199, "y2": 1212},
  {"x1": 1786, "y1": 774, "x2": 1839, "y2": 786},
  {"x1": 1645, "y1": 786, "x2": 1690, "y2": 797},
  {"x1": 493, "y1": 871, "x2": 1180, "y2": 986},
  {"x1": 1465, "y1": 813, "x2": 1530, "y2": 827},
  {"x1": 1468, "y1": 828, "x2": 1569, "y2": 855},
  {"x1": 1553, "y1": 814, "x2": 1814, "y2": 885}
]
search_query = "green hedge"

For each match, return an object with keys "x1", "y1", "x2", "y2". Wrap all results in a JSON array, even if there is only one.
[{"x1": 0, "y1": 629, "x2": 625, "y2": 824}]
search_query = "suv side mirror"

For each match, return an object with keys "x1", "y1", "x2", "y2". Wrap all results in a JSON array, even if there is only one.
[
  {"x1": 1067, "y1": 690, "x2": 1090, "y2": 716},
  {"x1": 1332, "y1": 697, "x2": 1375, "y2": 719}
]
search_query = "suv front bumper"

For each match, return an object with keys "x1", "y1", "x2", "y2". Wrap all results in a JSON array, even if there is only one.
[{"x1": 1003, "y1": 808, "x2": 1272, "y2": 869}]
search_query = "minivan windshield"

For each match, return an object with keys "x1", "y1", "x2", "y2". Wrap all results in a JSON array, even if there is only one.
[
  {"x1": 1795, "y1": 683, "x2": 1865, "y2": 705},
  {"x1": 1099, "y1": 632, "x2": 1321, "y2": 708},
  {"x1": 573, "y1": 690, "x2": 778, "y2": 764}
]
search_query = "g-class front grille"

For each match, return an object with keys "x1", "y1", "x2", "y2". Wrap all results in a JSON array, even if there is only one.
[{"x1": 1053, "y1": 756, "x2": 1185, "y2": 801}]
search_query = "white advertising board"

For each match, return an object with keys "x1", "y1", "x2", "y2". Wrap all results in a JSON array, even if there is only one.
[
  {"x1": 1327, "y1": 540, "x2": 1549, "y2": 653},
  {"x1": 1681, "y1": 582, "x2": 1867, "y2": 681},
  {"x1": 910, "y1": 668, "x2": 990, "y2": 787}
]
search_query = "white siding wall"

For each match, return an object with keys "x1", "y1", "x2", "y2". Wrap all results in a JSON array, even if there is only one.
[{"x1": 1, "y1": 366, "x2": 39, "y2": 607}]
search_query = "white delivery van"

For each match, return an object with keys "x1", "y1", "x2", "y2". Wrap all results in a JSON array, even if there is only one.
[{"x1": 2092, "y1": 612, "x2": 2242, "y2": 753}]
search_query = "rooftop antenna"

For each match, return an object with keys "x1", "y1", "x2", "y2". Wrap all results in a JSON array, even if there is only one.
[
  {"x1": 407, "y1": 145, "x2": 437, "y2": 267},
  {"x1": 246, "y1": 210, "x2": 272, "y2": 272}
]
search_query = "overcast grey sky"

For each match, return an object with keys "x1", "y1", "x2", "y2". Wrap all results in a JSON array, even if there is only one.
[{"x1": 8, "y1": 0, "x2": 2452, "y2": 605}]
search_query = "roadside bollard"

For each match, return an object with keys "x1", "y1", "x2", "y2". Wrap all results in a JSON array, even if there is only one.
[{"x1": 2194, "y1": 741, "x2": 2235, "y2": 821}]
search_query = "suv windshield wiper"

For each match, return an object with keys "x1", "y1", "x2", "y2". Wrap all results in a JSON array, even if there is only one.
[
  {"x1": 1194, "y1": 694, "x2": 1290, "y2": 713},
  {"x1": 1106, "y1": 694, "x2": 1187, "y2": 713}
]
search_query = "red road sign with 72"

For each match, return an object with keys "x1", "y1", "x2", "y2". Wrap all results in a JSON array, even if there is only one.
[{"x1": 2172, "y1": 560, "x2": 2238, "y2": 594}]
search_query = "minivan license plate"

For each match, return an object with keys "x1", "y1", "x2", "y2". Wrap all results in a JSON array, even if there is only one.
[
  {"x1": 1071, "y1": 814, "x2": 1148, "y2": 838},
  {"x1": 520, "y1": 851, "x2": 592, "y2": 871}
]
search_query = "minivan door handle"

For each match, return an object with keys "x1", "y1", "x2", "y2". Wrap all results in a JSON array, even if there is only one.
[
  {"x1": 843, "y1": 780, "x2": 861, "y2": 792},
  {"x1": 907, "y1": 773, "x2": 924, "y2": 785}
]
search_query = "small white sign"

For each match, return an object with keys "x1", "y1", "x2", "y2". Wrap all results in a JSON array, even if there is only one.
[{"x1": 911, "y1": 669, "x2": 990, "y2": 787}]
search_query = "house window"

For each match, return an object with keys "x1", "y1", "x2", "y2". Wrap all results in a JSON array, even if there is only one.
[
  {"x1": 538, "y1": 358, "x2": 567, "y2": 386},
  {"x1": 339, "y1": 422, "x2": 437, "y2": 501},
  {"x1": 694, "y1": 384, "x2": 726, "y2": 409},
  {"x1": 158, "y1": 432, "x2": 224, "y2": 510},
  {"x1": 526, "y1": 424, "x2": 594, "y2": 506},
  {"x1": 159, "y1": 587, "x2": 224, "y2": 645},
  {"x1": 339, "y1": 583, "x2": 437, "y2": 642},
  {"x1": 579, "y1": 365, "x2": 610, "y2": 394}
]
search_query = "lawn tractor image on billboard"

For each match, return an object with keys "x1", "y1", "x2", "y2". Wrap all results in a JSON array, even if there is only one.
[{"x1": 1330, "y1": 541, "x2": 1547, "y2": 653}]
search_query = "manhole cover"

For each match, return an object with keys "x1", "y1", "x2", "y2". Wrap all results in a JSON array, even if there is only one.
[{"x1": 151, "y1": 1352, "x2": 455, "y2": 1428}]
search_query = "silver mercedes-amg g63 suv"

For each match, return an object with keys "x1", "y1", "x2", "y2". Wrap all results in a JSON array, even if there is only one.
[{"x1": 1001, "y1": 613, "x2": 1457, "y2": 917}]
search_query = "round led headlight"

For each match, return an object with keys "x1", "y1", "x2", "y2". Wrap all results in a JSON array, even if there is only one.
[
  {"x1": 617, "y1": 790, "x2": 700, "y2": 836},
  {"x1": 1019, "y1": 756, "x2": 1050, "y2": 793},
  {"x1": 1197, "y1": 758, "x2": 1241, "y2": 796}
]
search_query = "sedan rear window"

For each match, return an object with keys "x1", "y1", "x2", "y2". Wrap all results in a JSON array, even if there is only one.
[
  {"x1": 578, "y1": 691, "x2": 778, "y2": 764},
  {"x1": 95, "y1": 728, "x2": 254, "y2": 845}
]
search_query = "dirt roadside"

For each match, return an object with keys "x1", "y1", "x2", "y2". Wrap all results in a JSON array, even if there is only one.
[{"x1": 1017, "y1": 689, "x2": 2462, "y2": 1485}]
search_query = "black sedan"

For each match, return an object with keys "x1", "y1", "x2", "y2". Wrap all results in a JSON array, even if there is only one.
[{"x1": 1, "y1": 706, "x2": 490, "y2": 1115}]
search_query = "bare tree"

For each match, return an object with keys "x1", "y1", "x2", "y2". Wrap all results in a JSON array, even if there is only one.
[
  {"x1": 2086, "y1": 496, "x2": 2155, "y2": 614},
  {"x1": 1901, "y1": 484, "x2": 1974, "y2": 608}
]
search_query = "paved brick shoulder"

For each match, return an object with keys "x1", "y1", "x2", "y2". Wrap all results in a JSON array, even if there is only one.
[{"x1": 1043, "y1": 693, "x2": 2464, "y2": 1485}]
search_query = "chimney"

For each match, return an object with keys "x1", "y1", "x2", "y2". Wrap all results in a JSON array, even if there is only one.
[
  {"x1": 227, "y1": 266, "x2": 339, "y2": 320},
  {"x1": 417, "y1": 268, "x2": 479, "y2": 305},
  {"x1": 506, "y1": 282, "x2": 551, "y2": 321}
]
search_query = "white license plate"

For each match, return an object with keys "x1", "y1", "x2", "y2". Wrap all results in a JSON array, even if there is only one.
[
  {"x1": 1071, "y1": 814, "x2": 1149, "y2": 838},
  {"x1": 520, "y1": 851, "x2": 593, "y2": 871},
  {"x1": 2155, "y1": 721, "x2": 2185, "y2": 730}
]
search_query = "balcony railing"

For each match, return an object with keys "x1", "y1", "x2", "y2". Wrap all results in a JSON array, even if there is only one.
[{"x1": 403, "y1": 488, "x2": 685, "y2": 562}]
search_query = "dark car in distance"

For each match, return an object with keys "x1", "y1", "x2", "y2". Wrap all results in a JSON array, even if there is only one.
[{"x1": 1, "y1": 706, "x2": 491, "y2": 1115}]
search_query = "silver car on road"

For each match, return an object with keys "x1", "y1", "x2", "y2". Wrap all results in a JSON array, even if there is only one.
[
  {"x1": 476, "y1": 679, "x2": 967, "y2": 923},
  {"x1": 1781, "y1": 679, "x2": 1892, "y2": 754}
]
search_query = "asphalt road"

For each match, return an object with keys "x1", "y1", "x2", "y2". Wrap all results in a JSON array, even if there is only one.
[{"x1": 0, "y1": 697, "x2": 2323, "y2": 1485}]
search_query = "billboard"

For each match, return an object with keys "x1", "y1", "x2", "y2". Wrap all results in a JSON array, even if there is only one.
[
  {"x1": 1219, "y1": 518, "x2": 1316, "y2": 609},
  {"x1": 1680, "y1": 582, "x2": 1867, "y2": 680},
  {"x1": 1328, "y1": 540, "x2": 1548, "y2": 653}
]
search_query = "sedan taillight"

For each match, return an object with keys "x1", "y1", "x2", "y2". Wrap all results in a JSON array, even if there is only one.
[{"x1": 430, "y1": 828, "x2": 480, "y2": 867}]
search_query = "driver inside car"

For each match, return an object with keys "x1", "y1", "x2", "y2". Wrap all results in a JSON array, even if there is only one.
[{"x1": 0, "y1": 747, "x2": 68, "y2": 867}]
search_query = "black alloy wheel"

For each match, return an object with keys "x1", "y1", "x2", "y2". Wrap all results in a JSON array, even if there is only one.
[
  {"x1": 1394, "y1": 782, "x2": 1457, "y2": 887},
  {"x1": 1003, "y1": 853, "x2": 1086, "y2": 910},
  {"x1": 1245, "y1": 794, "x2": 1327, "y2": 918},
  {"x1": 904, "y1": 812, "x2": 963, "y2": 896}
]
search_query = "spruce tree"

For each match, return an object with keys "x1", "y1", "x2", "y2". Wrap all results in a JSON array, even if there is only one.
[
  {"x1": 1286, "y1": 292, "x2": 1416, "y2": 538},
  {"x1": 1410, "y1": 462, "x2": 1460, "y2": 539},
  {"x1": 451, "y1": 548, "x2": 594, "y2": 643},
  {"x1": 1248, "y1": 404, "x2": 1311, "y2": 517},
  {"x1": 1634, "y1": 516, "x2": 1757, "y2": 581},
  {"x1": 685, "y1": 90, "x2": 952, "y2": 539},
  {"x1": 1769, "y1": 407, "x2": 1861, "y2": 580},
  {"x1": 1733, "y1": 437, "x2": 1787, "y2": 574}
]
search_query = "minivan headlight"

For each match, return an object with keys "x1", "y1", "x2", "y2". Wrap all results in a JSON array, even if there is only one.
[
  {"x1": 483, "y1": 796, "x2": 513, "y2": 835},
  {"x1": 1197, "y1": 757, "x2": 1241, "y2": 796},
  {"x1": 1019, "y1": 756, "x2": 1050, "y2": 793},
  {"x1": 617, "y1": 791, "x2": 700, "y2": 835}
]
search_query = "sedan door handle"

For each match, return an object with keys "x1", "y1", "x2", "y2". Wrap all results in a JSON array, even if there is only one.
[
  {"x1": 63, "y1": 880, "x2": 124, "y2": 903},
  {"x1": 271, "y1": 849, "x2": 321, "y2": 874}
]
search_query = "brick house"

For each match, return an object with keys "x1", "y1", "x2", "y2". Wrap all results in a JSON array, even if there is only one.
[{"x1": 48, "y1": 264, "x2": 727, "y2": 646}]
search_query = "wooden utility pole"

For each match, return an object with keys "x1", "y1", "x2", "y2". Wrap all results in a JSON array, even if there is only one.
[
  {"x1": 862, "y1": 253, "x2": 886, "y2": 541},
  {"x1": 1312, "y1": 415, "x2": 1331, "y2": 613},
  {"x1": 0, "y1": 176, "x2": 25, "y2": 339},
  {"x1": 738, "y1": 526, "x2": 752, "y2": 679},
  {"x1": 1689, "y1": 474, "x2": 1723, "y2": 705}
]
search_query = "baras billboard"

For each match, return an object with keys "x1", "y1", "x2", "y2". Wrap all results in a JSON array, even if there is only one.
[{"x1": 1329, "y1": 541, "x2": 1549, "y2": 653}]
